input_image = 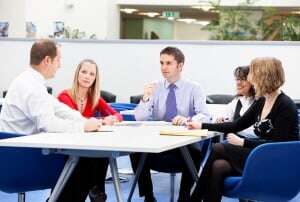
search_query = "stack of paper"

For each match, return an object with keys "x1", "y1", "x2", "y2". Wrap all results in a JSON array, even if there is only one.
[{"x1": 160, "y1": 129, "x2": 208, "y2": 137}]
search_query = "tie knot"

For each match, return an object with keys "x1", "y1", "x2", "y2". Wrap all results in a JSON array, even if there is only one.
[{"x1": 169, "y1": 84, "x2": 176, "y2": 90}]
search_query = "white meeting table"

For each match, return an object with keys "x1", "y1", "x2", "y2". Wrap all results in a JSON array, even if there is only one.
[{"x1": 0, "y1": 123, "x2": 216, "y2": 202}]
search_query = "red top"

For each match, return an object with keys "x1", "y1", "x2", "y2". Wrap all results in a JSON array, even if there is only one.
[{"x1": 58, "y1": 90, "x2": 123, "y2": 121}]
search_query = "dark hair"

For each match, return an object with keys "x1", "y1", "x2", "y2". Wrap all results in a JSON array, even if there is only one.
[
  {"x1": 160, "y1": 46, "x2": 185, "y2": 64},
  {"x1": 30, "y1": 39, "x2": 57, "y2": 65},
  {"x1": 234, "y1": 65, "x2": 255, "y2": 97},
  {"x1": 234, "y1": 65, "x2": 250, "y2": 80}
]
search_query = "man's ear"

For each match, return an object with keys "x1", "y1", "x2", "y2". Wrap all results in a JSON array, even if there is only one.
[
  {"x1": 43, "y1": 56, "x2": 51, "y2": 66},
  {"x1": 178, "y1": 62, "x2": 184, "y2": 71}
]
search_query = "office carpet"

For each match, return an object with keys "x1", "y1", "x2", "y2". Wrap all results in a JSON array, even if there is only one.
[{"x1": 0, "y1": 157, "x2": 299, "y2": 202}]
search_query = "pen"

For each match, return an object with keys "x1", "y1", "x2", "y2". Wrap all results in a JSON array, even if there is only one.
[{"x1": 183, "y1": 117, "x2": 192, "y2": 126}]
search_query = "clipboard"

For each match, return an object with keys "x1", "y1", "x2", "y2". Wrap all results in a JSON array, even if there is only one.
[{"x1": 160, "y1": 129, "x2": 208, "y2": 137}]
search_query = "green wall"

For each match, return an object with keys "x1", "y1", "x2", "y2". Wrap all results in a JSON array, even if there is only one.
[
  {"x1": 143, "y1": 19, "x2": 173, "y2": 40},
  {"x1": 122, "y1": 19, "x2": 143, "y2": 39}
]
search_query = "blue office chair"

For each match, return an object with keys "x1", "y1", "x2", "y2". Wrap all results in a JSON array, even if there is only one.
[
  {"x1": 100, "y1": 90, "x2": 117, "y2": 103},
  {"x1": 223, "y1": 141, "x2": 300, "y2": 202},
  {"x1": 110, "y1": 103, "x2": 137, "y2": 121},
  {"x1": 110, "y1": 103, "x2": 137, "y2": 112},
  {"x1": 0, "y1": 132, "x2": 66, "y2": 202}
]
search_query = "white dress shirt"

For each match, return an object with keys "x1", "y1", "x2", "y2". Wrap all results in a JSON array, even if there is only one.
[
  {"x1": 0, "y1": 68, "x2": 86, "y2": 134},
  {"x1": 134, "y1": 78, "x2": 211, "y2": 122},
  {"x1": 223, "y1": 96, "x2": 257, "y2": 138}
]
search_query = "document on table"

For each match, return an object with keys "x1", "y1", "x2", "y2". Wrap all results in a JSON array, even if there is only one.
[
  {"x1": 114, "y1": 121, "x2": 171, "y2": 127},
  {"x1": 160, "y1": 129, "x2": 208, "y2": 137},
  {"x1": 97, "y1": 126, "x2": 114, "y2": 132}
]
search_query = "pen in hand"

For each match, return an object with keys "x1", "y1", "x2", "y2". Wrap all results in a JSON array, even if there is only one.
[{"x1": 183, "y1": 117, "x2": 192, "y2": 126}]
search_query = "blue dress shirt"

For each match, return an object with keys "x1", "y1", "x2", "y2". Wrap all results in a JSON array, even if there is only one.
[{"x1": 134, "y1": 78, "x2": 211, "y2": 122}]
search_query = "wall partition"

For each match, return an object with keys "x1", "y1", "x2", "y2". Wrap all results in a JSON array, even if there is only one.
[{"x1": 0, "y1": 38, "x2": 299, "y2": 102}]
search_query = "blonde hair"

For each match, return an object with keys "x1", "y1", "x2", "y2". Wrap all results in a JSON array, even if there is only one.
[
  {"x1": 249, "y1": 57, "x2": 285, "y2": 96},
  {"x1": 70, "y1": 59, "x2": 100, "y2": 109}
]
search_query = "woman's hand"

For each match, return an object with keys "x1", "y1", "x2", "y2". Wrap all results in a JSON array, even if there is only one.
[
  {"x1": 186, "y1": 121, "x2": 202, "y2": 129},
  {"x1": 215, "y1": 117, "x2": 225, "y2": 123},
  {"x1": 227, "y1": 133, "x2": 244, "y2": 146},
  {"x1": 215, "y1": 117, "x2": 230, "y2": 123},
  {"x1": 102, "y1": 115, "x2": 118, "y2": 125},
  {"x1": 84, "y1": 117, "x2": 102, "y2": 132}
]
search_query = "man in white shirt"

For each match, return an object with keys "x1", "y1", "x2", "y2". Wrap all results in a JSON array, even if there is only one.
[
  {"x1": 0, "y1": 39, "x2": 105, "y2": 202},
  {"x1": 1, "y1": 40, "x2": 101, "y2": 134}
]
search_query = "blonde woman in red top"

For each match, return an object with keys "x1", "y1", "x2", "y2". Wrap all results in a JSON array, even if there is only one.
[
  {"x1": 58, "y1": 59, "x2": 122, "y2": 123},
  {"x1": 58, "y1": 59, "x2": 122, "y2": 202}
]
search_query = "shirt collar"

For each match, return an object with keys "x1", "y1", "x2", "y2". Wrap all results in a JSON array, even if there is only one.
[
  {"x1": 28, "y1": 67, "x2": 47, "y2": 85},
  {"x1": 240, "y1": 96, "x2": 254, "y2": 105},
  {"x1": 164, "y1": 78, "x2": 183, "y2": 89}
]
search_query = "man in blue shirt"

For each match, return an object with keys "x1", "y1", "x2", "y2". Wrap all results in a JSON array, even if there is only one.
[{"x1": 131, "y1": 47, "x2": 210, "y2": 202}]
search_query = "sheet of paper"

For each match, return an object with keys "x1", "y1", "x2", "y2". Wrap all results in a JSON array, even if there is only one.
[
  {"x1": 97, "y1": 125, "x2": 114, "y2": 132},
  {"x1": 114, "y1": 121, "x2": 171, "y2": 127}
]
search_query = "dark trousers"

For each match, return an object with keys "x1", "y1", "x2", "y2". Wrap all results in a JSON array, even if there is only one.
[
  {"x1": 130, "y1": 146, "x2": 202, "y2": 201},
  {"x1": 190, "y1": 143, "x2": 251, "y2": 202},
  {"x1": 57, "y1": 157, "x2": 109, "y2": 202}
]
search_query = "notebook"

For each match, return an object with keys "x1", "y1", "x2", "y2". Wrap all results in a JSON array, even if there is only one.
[{"x1": 160, "y1": 129, "x2": 208, "y2": 137}]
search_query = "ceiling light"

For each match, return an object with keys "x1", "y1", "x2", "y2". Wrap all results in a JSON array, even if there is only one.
[
  {"x1": 191, "y1": 5, "x2": 214, "y2": 12},
  {"x1": 177, "y1": 18, "x2": 196, "y2": 24},
  {"x1": 291, "y1": 11, "x2": 300, "y2": 14},
  {"x1": 139, "y1": 12, "x2": 160, "y2": 18},
  {"x1": 120, "y1": 8, "x2": 138, "y2": 14},
  {"x1": 194, "y1": 20, "x2": 210, "y2": 26}
]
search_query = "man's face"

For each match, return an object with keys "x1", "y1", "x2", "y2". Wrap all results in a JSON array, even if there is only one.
[
  {"x1": 160, "y1": 54, "x2": 183, "y2": 82},
  {"x1": 46, "y1": 47, "x2": 61, "y2": 79}
]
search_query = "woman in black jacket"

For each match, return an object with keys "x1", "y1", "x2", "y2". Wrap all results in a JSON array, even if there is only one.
[{"x1": 187, "y1": 57, "x2": 299, "y2": 202}]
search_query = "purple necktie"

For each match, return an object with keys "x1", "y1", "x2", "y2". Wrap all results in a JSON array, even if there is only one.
[{"x1": 164, "y1": 84, "x2": 177, "y2": 122}]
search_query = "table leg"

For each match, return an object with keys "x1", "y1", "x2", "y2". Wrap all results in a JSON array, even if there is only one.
[
  {"x1": 109, "y1": 157, "x2": 124, "y2": 202},
  {"x1": 127, "y1": 153, "x2": 148, "y2": 202},
  {"x1": 179, "y1": 146, "x2": 198, "y2": 182},
  {"x1": 48, "y1": 156, "x2": 79, "y2": 202}
]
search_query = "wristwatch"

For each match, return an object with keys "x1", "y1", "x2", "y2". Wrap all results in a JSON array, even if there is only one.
[{"x1": 142, "y1": 96, "x2": 150, "y2": 102}]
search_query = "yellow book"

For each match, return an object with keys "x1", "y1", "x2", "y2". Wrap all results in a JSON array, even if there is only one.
[{"x1": 160, "y1": 129, "x2": 208, "y2": 137}]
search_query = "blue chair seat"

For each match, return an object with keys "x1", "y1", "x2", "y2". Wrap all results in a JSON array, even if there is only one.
[
  {"x1": 110, "y1": 103, "x2": 137, "y2": 112},
  {"x1": 110, "y1": 103, "x2": 137, "y2": 120},
  {"x1": 223, "y1": 141, "x2": 300, "y2": 202},
  {"x1": 223, "y1": 177, "x2": 241, "y2": 192},
  {"x1": 0, "y1": 132, "x2": 66, "y2": 195}
]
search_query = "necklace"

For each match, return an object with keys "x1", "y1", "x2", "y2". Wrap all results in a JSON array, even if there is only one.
[{"x1": 78, "y1": 96, "x2": 86, "y2": 113}]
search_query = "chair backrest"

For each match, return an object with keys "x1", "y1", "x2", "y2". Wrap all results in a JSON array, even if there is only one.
[
  {"x1": 46, "y1": 86, "x2": 53, "y2": 95},
  {"x1": 206, "y1": 94, "x2": 234, "y2": 104},
  {"x1": 130, "y1": 94, "x2": 143, "y2": 104},
  {"x1": 3, "y1": 86, "x2": 52, "y2": 98},
  {"x1": 100, "y1": 90, "x2": 116, "y2": 103},
  {"x1": 0, "y1": 132, "x2": 66, "y2": 193},
  {"x1": 233, "y1": 141, "x2": 300, "y2": 201}
]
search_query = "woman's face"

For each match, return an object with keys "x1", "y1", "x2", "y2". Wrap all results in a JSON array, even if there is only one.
[
  {"x1": 236, "y1": 77, "x2": 252, "y2": 96},
  {"x1": 77, "y1": 62, "x2": 97, "y2": 89}
]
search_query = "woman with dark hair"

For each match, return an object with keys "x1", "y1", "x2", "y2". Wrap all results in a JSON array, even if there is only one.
[
  {"x1": 215, "y1": 66, "x2": 256, "y2": 138},
  {"x1": 187, "y1": 57, "x2": 299, "y2": 202}
]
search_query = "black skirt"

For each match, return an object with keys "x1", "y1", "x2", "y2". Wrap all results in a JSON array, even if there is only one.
[{"x1": 222, "y1": 142, "x2": 252, "y2": 174}]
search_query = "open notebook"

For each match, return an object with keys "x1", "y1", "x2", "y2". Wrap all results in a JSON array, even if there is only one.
[{"x1": 160, "y1": 129, "x2": 208, "y2": 137}]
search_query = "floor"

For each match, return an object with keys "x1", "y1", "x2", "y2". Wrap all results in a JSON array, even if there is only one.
[{"x1": 0, "y1": 156, "x2": 299, "y2": 202}]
